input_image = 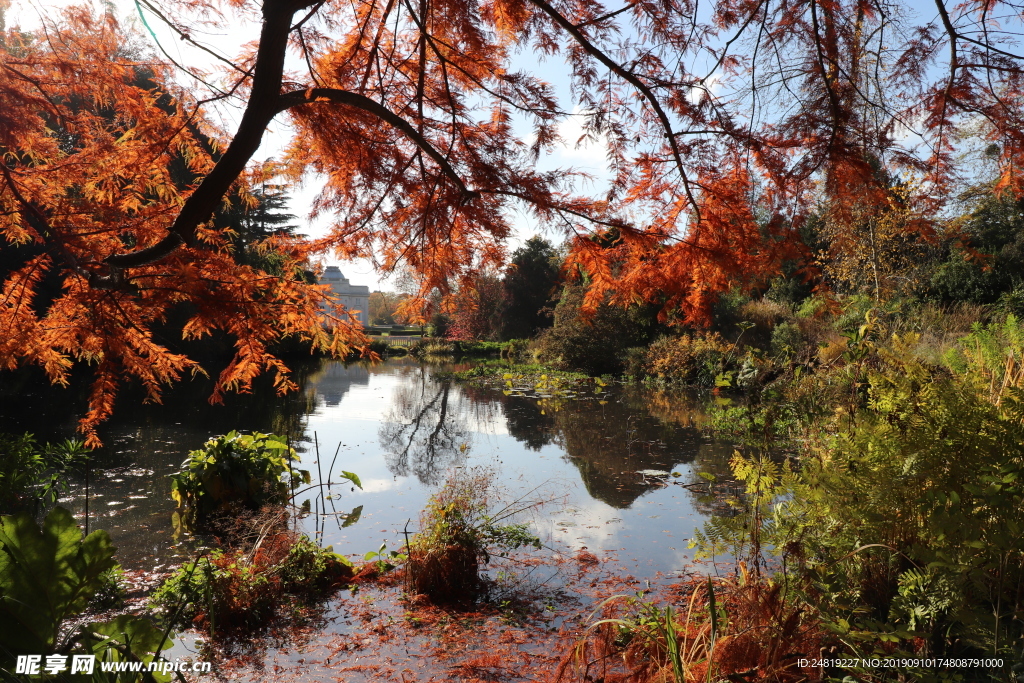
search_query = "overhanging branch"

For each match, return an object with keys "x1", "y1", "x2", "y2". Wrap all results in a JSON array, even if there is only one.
[{"x1": 277, "y1": 88, "x2": 475, "y2": 198}]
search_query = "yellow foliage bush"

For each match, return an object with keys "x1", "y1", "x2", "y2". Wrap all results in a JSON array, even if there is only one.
[{"x1": 644, "y1": 333, "x2": 734, "y2": 384}]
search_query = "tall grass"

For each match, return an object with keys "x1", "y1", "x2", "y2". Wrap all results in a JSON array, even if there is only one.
[{"x1": 558, "y1": 574, "x2": 822, "y2": 683}]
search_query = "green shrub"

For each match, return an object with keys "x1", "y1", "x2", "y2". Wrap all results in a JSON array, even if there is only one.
[
  {"x1": 941, "y1": 313, "x2": 1024, "y2": 402},
  {"x1": 538, "y1": 285, "x2": 659, "y2": 375},
  {"x1": 0, "y1": 507, "x2": 176, "y2": 680},
  {"x1": 796, "y1": 295, "x2": 825, "y2": 318},
  {"x1": 698, "y1": 331, "x2": 1024, "y2": 669},
  {"x1": 622, "y1": 346, "x2": 649, "y2": 378},
  {"x1": 169, "y1": 431, "x2": 310, "y2": 531},
  {"x1": 769, "y1": 321, "x2": 802, "y2": 358},
  {"x1": 0, "y1": 434, "x2": 89, "y2": 515},
  {"x1": 152, "y1": 532, "x2": 354, "y2": 634},
  {"x1": 928, "y1": 190, "x2": 1024, "y2": 306}
]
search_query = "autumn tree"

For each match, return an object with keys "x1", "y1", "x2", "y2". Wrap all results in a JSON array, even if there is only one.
[
  {"x1": 815, "y1": 171, "x2": 935, "y2": 300},
  {"x1": 445, "y1": 272, "x2": 505, "y2": 341},
  {"x1": 368, "y1": 291, "x2": 409, "y2": 326},
  {"x1": 2, "y1": 0, "x2": 1023, "y2": 441}
]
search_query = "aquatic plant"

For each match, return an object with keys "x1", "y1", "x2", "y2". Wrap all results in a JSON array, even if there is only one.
[
  {"x1": 409, "y1": 340, "x2": 457, "y2": 358},
  {"x1": 0, "y1": 434, "x2": 89, "y2": 515},
  {"x1": 152, "y1": 529, "x2": 355, "y2": 635},
  {"x1": 169, "y1": 431, "x2": 311, "y2": 531},
  {"x1": 407, "y1": 469, "x2": 542, "y2": 604}
]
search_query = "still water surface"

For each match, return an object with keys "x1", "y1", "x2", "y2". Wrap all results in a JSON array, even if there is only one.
[{"x1": 29, "y1": 358, "x2": 736, "y2": 577}]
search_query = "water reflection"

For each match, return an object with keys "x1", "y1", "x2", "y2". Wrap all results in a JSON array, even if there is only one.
[
  {"x1": 305, "y1": 362, "x2": 370, "y2": 407},
  {"x1": 378, "y1": 367, "x2": 470, "y2": 485},
  {"x1": 372, "y1": 367, "x2": 708, "y2": 507},
  {"x1": 8, "y1": 358, "x2": 735, "y2": 574}
]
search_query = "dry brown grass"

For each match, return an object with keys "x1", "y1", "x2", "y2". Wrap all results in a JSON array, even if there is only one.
[
  {"x1": 408, "y1": 542, "x2": 480, "y2": 603},
  {"x1": 557, "y1": 574, "x2": 827, "y2": 683},
  {"x1": 739, "y1": 299, "x2": 793, "y2": 329}
]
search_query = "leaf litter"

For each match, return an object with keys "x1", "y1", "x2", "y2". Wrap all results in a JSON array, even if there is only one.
[{"x1": 190, "y1": 543, "x2": 706, "y2": 683}]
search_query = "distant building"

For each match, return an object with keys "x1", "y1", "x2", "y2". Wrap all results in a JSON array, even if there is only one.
[{"x1": 320, "y1": 266, "x2": 370, "y2": 326}]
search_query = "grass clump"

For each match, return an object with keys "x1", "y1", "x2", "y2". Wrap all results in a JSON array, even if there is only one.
[
  {"x1": 407, "y1": 469, "x2": 541, "y2": 605},
  {"x1": 152, "y1": 509, "x2": 355, "y2": 635},
  {"x1": 561, "y1": 575, "x2": 822, "y2": 683}
]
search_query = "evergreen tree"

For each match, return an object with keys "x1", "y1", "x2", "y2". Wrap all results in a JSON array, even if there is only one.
[{"x1": 500, "y1": 237, "x2": 561, "y2": 340}]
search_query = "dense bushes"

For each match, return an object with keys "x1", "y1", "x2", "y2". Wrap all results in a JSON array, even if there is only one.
[
  {"x1": 538, "y1": 285, "x2": 660, "y2": 375},
  {"x1": 642, "y1": 333, "x2": 735, "y2": 385},
  {"x1": 695, "y1": 316, "x2": 1024, "y2": 675},
  {"x1": 929, "y1": 190, "x2": 1024, "y2": 307}
]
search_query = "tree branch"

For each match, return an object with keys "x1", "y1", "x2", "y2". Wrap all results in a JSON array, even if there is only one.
[
  {"x1": 524, "y1": 0, "x2": 701, "y2": 223},
  {"x1": 99, "y1": 0, "x2": 299, "y2": 279},
  {"x1": 277, "y1": 87, "x2": 476, "y2": 197}
]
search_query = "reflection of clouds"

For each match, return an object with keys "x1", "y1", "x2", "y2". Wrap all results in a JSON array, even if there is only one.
[
  {"x1": 355, "y1": 477, "x2": 404, "y2": 493},
  {"x1": 533, "y1": 498, "x2": 627, "y2": 555},
  {"x1": 306, "y1": 362, "x2": 370, "y2": 407},
  {"x1": 379, "y1": 368, "x2": 471, "y2": 485},
  {"x1": 535, "y1": 492, "x2": 702, "y2": 574}
]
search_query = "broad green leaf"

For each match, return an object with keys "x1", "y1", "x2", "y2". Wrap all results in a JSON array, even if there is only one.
[{"x1": 0, "y1": 507, "x2": 116, "y2": 656}]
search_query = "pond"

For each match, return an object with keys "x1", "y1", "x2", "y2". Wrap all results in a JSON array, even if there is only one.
[{"x1": 8, "y1": 358, "x2": 737, "y2": 574}]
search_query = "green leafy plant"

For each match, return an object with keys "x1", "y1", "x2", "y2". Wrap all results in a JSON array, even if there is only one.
[
  {"x1": 0, "y1": 507, "x2": 118, "y2": 655},
  {"x1": 0, "y1": 507, "x2": 177, "y2": 681},
  {"x1": 0, "y1": 434, "x2": 89, "y2": 515},
  {"x1": 169, "y1": 431, "x2": 310, "y2": 531},
  {"x1": 363, "y1": 541, "x2": 408, "y2": 573}
]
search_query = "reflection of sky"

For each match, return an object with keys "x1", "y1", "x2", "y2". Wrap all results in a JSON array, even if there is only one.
[
  {"x1": 296, "y1": 361, "x2": 714, "y2": 579},
  {"x1": 41, "y1": 358, "x2": 721, "y2": 585}
]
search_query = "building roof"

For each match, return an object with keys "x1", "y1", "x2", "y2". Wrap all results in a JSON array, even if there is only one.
[{"x1": 320, "y1": 266, "x2": 370, "y2": 294}]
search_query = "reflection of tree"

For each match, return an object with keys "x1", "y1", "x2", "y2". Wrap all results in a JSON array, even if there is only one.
[
  {"x1": 379, "y1": 368, "x2": 470, "y2": 484},
  {"x1": 457, "y1": 383, "x2": 556, "y2": 451},
  {"x1": 0, "y1": 354, "x2": 324, "y2": 445},
  {"x1": 554, "y1": 400, "x2": 701, "y2": 508},
  {"x1": 502, "y1": 396, "x2": 556, "y2": 450},
  {"x1": 686, "y1": 442, "x2": 761, "y2": 519}
]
